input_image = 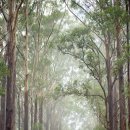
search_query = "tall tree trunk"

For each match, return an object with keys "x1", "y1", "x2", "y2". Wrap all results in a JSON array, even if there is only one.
[
  {"x1": 39, "y1": 99, "x2": 43, "y2": 130},
  {"x1": 17, "y1": 92, "x2": 21, "y2": 130},
  {"x1": 126, "y1": 0, "x2": 130, "y2": 129},
  {"x1": 1, "y1": 96, "x2": 6, "y2": 130},
  {"x1": 6, "y1": 1, "x2": 16, "y2": 130},
  {"x1": 0, "y1": 77, "x2": 6, "y2": 130},
  {"x1": 24, "y1": 1, "x2": 29, "y2": 130},
  {"x1": 6, "y1": 1, "x2": 23, "y2": 130},
  {"x1": 0, "y1": 111, "x2": 2, "y2": 129},
  {"x1": 113, "y1": 84, "x2": 118, "y2": 130},
  {"x1": 116, "y1": 18, "x2": 126, "y2": 130},
  {"x1": 114, "y1": 1, "x2": 126, "y2": 129},
  {"x1": 104, "y1": 32, "x2": 114, "y2": 130},
  {"x1": 34, "y1": 95, "x2": 38, "y2": 125},
  {"x1": 46, "y1": 106, "x2": 50, "y2": 130},
  {"x1": 31, "y1": 97, "x2": 34, "y2": 130}
]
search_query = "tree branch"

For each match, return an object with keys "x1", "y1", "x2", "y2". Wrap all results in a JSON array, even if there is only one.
[
  {"x1": 14, "y1": 0, "x2": 24, "y2": 29},
  {"x1": 59, "y1": 47, "x2": 107, "y2": 100},
  {"x1": 84, "y1": 94, "x2": 105, "y2": 100},
  {"x1": 16, "y1": 45, "x2": 25, "y2": 60},
  {"x1": 64, "y1": 0, "x2": 105, "y2": 42}
]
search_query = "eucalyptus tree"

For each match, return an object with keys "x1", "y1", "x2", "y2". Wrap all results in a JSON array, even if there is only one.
[
  {"x1": 125, "y1": 0, "x2": 130, "y2": 129},
  {"x1": 0, "y1": 1, "x2": 24, "y2": 130},
  {"x1": 23, "y1": 1, "x2": 29, "y2": 130},
  {"x1": 15, "y1": 1, "x2": 67, "y2": 130},
  {"x1": 58, "y1": 0, "x2": 130, "y2": 130},
  {"x1": 58, "y1": 25, "x2": 109, "y2": 129}
]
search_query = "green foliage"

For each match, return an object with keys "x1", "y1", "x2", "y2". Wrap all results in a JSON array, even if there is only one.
[
  {"x1": 43, "y1": 58, "x2": 51, "y2": 66},
  {"x1": 52, "y1": 85, "x2": 63, "y2": 99},
  {"x1": 32, "y1": 123, "x2": 43, "y2": 130},
  {"x1": 0, "y1": 59, "x2": 8, "y2": 96},
  {"x1": 105, "y1": 5, "x2": 129, "y2": 23},
  {"x1": 71, "y1": 0, "x2": 78, "y2": 8},
  {"x1": 65, "y1": 87, "x2": 82, "y2": 96},
  {"x1": 87, "y1": 50, "x2": 100, "y2": 66},
  {"x1": 63, "y1": 80, "x2": 93, "y2": 98},
  {"x1": 112, "y1": 51, "x2": 127, "y2": 75},
  {"x1": 59, "y1": 26, "x2": 91, "y2": 57},
  {"x1": 0, "y1": 59, "x2": 8, "y2": 79},
  {"x1": 0, "y1": 87, "x2": 5, "y2": 96},
  {"x1": 90, "y1": 5, "x2": 129, "y2": 34},
  {"x1": 93, "y1": 124, "x2": 106, "y2": 130},
  {"x1": 59, "y1": 25, "x2": 105, "y2": 82}
]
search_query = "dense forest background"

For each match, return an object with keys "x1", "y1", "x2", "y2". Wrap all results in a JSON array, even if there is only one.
[{"x1": 0, "y1": 0, "x2": 130, "y2": 130}]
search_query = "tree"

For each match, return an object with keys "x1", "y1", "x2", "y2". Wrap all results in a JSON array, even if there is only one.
[
  {"x1": 5, "y1": 1, "x2": 24, "y2": 130},
  {"x1": 24, "y1": 0, "x2": 29, "y2": 130},
  {"x1": 58, "y1": 1, "x2": 129, "y2": 130}
]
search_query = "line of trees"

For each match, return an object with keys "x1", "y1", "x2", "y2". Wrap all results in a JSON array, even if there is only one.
[
  {"x1": 1, "y1": 0, "x2": 130, "y2": 130},
  {"x1": 0, "y1": 0, "x2": 67, "y2": 130},
  {"x1": 57, "y1": 0, "x2": 130, "y2": 130}
]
